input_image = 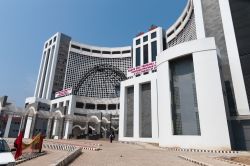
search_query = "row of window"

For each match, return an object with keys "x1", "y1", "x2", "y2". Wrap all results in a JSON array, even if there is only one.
[
  {"x1": 71, "y1": 44, "x2": 131, "y2": 55},
  {"x1": 75, "y1": 101, "x2": 119, "y2": 110},
  {"x1": 45, "y1": 36, "x2": 57, "y2": 48},
  {"x1": 136, "y1": 41, "x2": 157, "y2": 66},
  {"x1": 136, "y1": 32, "x2": 157, "y2": 45}
]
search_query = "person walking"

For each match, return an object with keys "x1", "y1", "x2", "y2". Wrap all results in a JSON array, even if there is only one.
[{"x1": 109, "y1": 133, "x2": 114, "y2": 143}]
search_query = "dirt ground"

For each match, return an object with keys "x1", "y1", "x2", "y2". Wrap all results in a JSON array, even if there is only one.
[{"x1": 229, "y1": 156, "x2": 250, "y2": 165}]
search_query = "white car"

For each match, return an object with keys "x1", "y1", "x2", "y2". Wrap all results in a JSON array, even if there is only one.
[{"x1": 0, "y1": 138, "x2": 16, "y2": 166}]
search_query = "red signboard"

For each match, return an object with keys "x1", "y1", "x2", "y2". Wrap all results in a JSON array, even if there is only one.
[{"x1": 127, "y1": 61, "x2": 157, "y2": 76}]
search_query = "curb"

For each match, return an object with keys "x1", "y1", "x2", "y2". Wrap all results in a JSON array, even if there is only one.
[
  {"x1": 50, "y1": 147, "x2": 82, "y2": 166},
  {"x1": 178, "y1": 155, "x2": 211, "y2": 166},
  {"x1": 163, "y1": 147, "x2": 239, "y2": 154},
  {"x1": 16, "y1": 151, "x2": 47, "y2": 165},
  {"x1": 215, "y1": 157, "x2": 250, "y2": 166}
]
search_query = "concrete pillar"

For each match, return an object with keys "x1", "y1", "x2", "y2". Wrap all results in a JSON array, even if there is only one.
[
  {"x1": 46, "y1": 118, "x2": 53, "y2": 139},
  {"x1": 24, "y1": 116, "x2": 33, "y2": 138},
  {"x1": 134, "y1": 83, "x2": 140, "y2": 139},
  {"x1": 4, "y1": 114, "x2": 13, "y2": 138},
  {"x1": 63, "y1": 120, "x2": 73, "y2": 139},
  {"x1": 59, "y1": 118, "x2": 65, "y2": 139},
  {"x1": 30, "y1": 114, "x2": 38, "y2": 138},
  {"x1": 52, "y1": 118, "x2": 58, "y2": 138},
  {"x1": 18, "y1": 116, "x2": 25, "y2": 134}
]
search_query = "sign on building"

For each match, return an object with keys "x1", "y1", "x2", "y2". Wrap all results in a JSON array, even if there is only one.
[
  {"x1": 127, "y1": 61, "x2": 157, "y2": 76},
  {"x1": 55, "y1": 88, "x2": 72, "y2": 98}
]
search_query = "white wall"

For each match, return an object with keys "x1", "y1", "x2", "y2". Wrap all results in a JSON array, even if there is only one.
[
  {"x1": 119, "y1": 73, "x2": 159, "y2": 143},
  {"x1": 157, "y1": 38, "x2": 231, "y2": 150},
  {"x1": 218, "y1": 0, "x2": 250, "y2": 115}
]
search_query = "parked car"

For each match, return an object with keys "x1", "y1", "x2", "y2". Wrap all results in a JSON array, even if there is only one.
[{"x1": 0, "y1": 138, "x2": 16, "y2": 165}]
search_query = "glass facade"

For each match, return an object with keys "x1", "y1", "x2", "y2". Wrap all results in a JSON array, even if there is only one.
[
  {"x1": 151, "y1": 32, "x2": 157, "y2": 39},
  {"x1": 125, "y1": 86, "x2": 134, "y2": 137},
  {"x1": 140, "y1": 82, "x2": 152, "y2": 138},
  {"x1": 143, "y1": 44, "x2": 148, "y2": 64},
  {"x1": 151, "y1": 41, "x2": 157, "y2": 62},
  {"x1": 170, "y1": 56, "x2": 201, "y2": 135},
  {"x1": 136, "y1": 47, "x2": 141, "y2": 66}
]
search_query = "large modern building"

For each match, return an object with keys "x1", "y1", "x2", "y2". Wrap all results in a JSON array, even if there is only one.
[{"x1": 15, "y1": 0, "x2": 250, "y2": 150}]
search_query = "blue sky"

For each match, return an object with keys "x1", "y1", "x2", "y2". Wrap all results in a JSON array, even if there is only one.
[{"x1": 0, "y1": 0, "x2": 186, "y2": 107}]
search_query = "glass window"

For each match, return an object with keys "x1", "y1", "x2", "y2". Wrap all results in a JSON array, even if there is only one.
[
  {"x1": 136, "y1": 39, "x2": 140, "y2": 45},
  {"x1": 151, "y1": 41, "x2": 157, "y2": 61},
  {"x1": 108, "y1": 104, "x2": 116, "y2": 110},
  {"x1": 102, "y1": 51, "x2": 111, "y2": 54},
  {"x1": 76, "y1": 102, "x2": 84, "y2": 108},
  {"x1": 53, "y1": 36, "x2": 57, "y2": 42},
  {"x1": 0, "y1": 140, "x2": 10, "y2": 152},
  {"x1": 85, "y1": 103, "x2": 95, "y2": 109},
  {"x1": 170, "y1": 56, "x2": 201, "y2": 135},
  {"x1": 92, "y1": 50, "x2": 101, "y2": 53},
  {"x1": 49, "y1": 40, "x2": 52, "y2": 45},
  {"x1": 151, "y1": 32, "x2": 157, "y2": 39},
  {"x1": 136, "y1": 47, "x2": 141, "y2": 66},
  {"x1": 143, "y1": 44, "x2": 148, "y2": 64},
  {"x1": 143, "y1": 36, "x2": 148, "y2": 42},
  {"x1": 122, "y1": 50, "x2": 131, "y2": 54},
  {"x1": 112, "y1": 51, "x2": 121, "y2": 54},
  {"x1": 71, "y1": 44, "x2": 80, "y2": 50},
  {"x1": 82, "y1": 47, "x2": 91, "y2": 52},
  {"x1": 97, "y1": 104, "x2": 106, "y2": 110}
]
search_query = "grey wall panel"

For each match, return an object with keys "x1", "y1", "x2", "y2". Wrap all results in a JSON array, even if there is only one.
[
  {"x1": 125, "y1": 86, "x2": 134, "y2": 137},
  {"x1": 140, "y1": 83, "x2": 152, "y2": 138},
  {"x1": 170, "y1": 56, "x2": 200, "y2": 135},
  {"x1": 229, "y1": 0, "x2": 250, "y2": 106}
]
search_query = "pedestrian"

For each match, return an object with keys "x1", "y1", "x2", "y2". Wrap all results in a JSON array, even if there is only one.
[{"x1": 109, "y1": 133, "x2": 113, "y2": 143}]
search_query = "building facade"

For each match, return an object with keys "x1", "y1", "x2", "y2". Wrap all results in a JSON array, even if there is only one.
[{"x1": 19, "y1": 0, "x2": 250, "y2": 150}]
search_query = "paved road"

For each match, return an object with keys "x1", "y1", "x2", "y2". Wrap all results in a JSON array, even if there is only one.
[
  {"x1": 19, "y1": 139, "x2": 245, "y2": 166},
  {"x1": 70, "y1": 141, "x2": 197, "y2": 166},
  {"x1": 18, "y1": 149, "x2": 68, "y2": 166}
]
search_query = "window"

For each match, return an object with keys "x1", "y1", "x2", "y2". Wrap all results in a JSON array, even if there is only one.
[
  {"x1": 170, "y1": 56, "x2": 200, "y2": 135},
  {"x1": 122, "y1": 50, "x2": 131, "y2": 54},
  {"x1": 151, "y1": 32, "x2": 157, "y2": 39},
  {"x1": 85, "y1": 103, "x2": 95, "y2": 109},
  {"x1": 151, "y1": 41, "x2": 157, "y2": 61},
  {"x1": 82, "y1": 47, "x2": 91, "y2": 52},
  {"x1": 143, "y1": 44, "x2": 148, "y2": 64},
  {"x1": 52, "y1": 103, "x2": 57, "y2": 109},
  {"x1": 97, "y1": 104, "x2": 106, "y2": 110},
  {"x1": 92, "y1": 50, "x2": 101, "y2": 53},
  {"x1": 71, "y1": 44, "x2": 81, "y2": 50},
  {"x1": 102, "y1": 51, "x2": 111, "y2": 54},
  {"x1": 112, "y1": 51, "x2": 121, "y2": 54},
  {"x1": 136, "y1": 39, "x2": 140, "y2": 45},
  {"x1": 45, "y1": 43, "x2": 48, "y2": 48},
  {"x1": 49, "y1": 40, "x2": 52, "y2": 45},
  {"x1": 108, "y1": 104, "x2": 116, "y2": 110},
  {"x1": 76, "y1": 102, "x2": 84, "y2": 108},
  {"x1": 136, "y1": 47, "x2": 141, "y2": 66},
  {"x1": 53, "y1": 36, "x2": 57, "y2": 42},
  {"x1": 143, "y1": 36, "x2": 148, "y2": 42}
]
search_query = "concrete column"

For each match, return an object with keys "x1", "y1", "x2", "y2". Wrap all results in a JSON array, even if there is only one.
[
  {"x1": 30, "y1": 114, "x2": 38, "y2": 138},
  {"x1": 18, "y1": 116, "x2": 25, "y2": 134},
  {"x1": 63, "y1": 120, "x2": 73, "y2": 139},
  {"x1": 59, "y1": 118, "x2": 65, "y2": 139},
  {"x1": 46, "y1": 118, "x2": 53, "y2": 139},
  {"x1": 24, "y1": 116, "x2": 33, "y2": 138},
  {"x1": 134, "y1": 83, "x2": 140, "y2": 139},
  {"x1": 42, "y1": 47, "x2": 54, "y2": 99},
  {"x1": 34, "y1": 50, "x2": 46, "y2": 97},
  {"x1": 4, "y1": 114, "x2": 13, "y2": 138},
  {"x1": 52, "y1": 118, "x2": 58, "y2": 138}
]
